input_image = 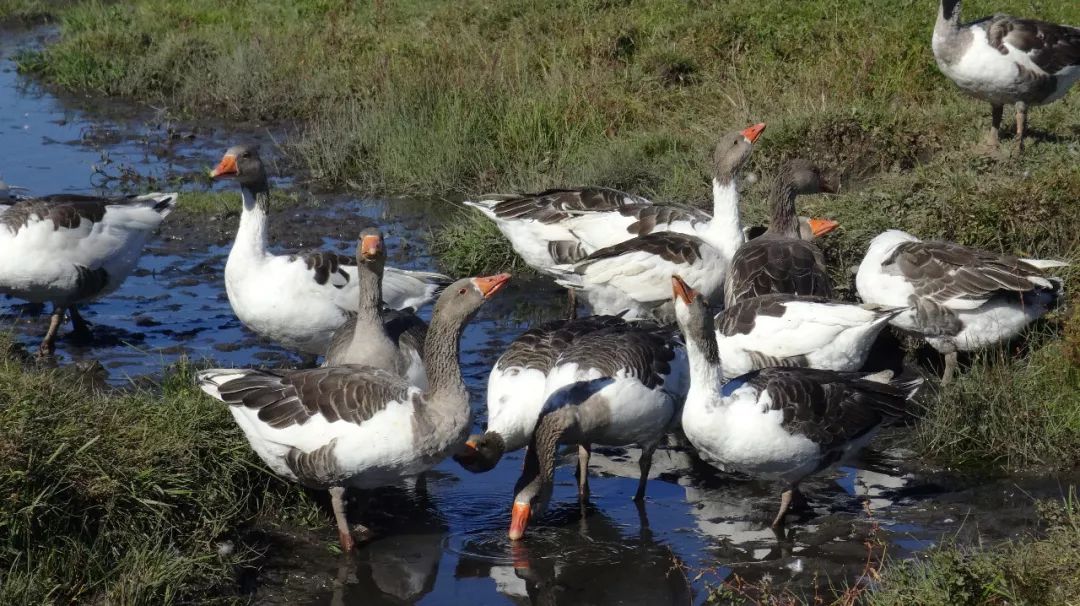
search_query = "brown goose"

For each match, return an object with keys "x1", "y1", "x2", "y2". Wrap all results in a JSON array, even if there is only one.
[
  {"x1": 323, "y1": 227, "x2": 428, "y2": 388},
  {"x1": 724, "y1": 160, "x2": 835, "y2": 307},
  {"x1": 856, "y1": 229, "x2": 1067, "y2": 383},
  {"x1": 197, "y1": 273, "x2": 511, "y2": 551},
  {"x1": 933, "y1": 0, "x2": 1080, "y2": 151}
]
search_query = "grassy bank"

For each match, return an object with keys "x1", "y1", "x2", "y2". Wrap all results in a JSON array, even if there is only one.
[{"x1": 0, "y1": 336, "x2": 320, "y2": 604}]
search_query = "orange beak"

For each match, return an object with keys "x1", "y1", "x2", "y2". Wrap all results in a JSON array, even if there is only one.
[
  {"x1": 456, "y1": 440, "x2": 479, "y2": 461},
  {"x1": 740, "y1": 122, "x2": 767, "y2": 143},
  {"x1": 807, "y1": 218, "x2": 840, "y2": 238},
  {"x1": 210, "y1": 154, "x2": 238, "y2": 179},
  {"x1": 509, "y1": 502, "x2": 531, "y2": 541},
  {"x1": 473, "y1": 273, "x2": 511, "y2": 298},
  {"x1": 360, "y1": 234, "x2": 382, "y2": 259},
  {"x1": 671, "y1": 275, "x2": 696, "y2": 305}
]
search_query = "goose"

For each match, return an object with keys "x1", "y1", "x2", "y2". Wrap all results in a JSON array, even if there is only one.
[
  {"x1": 464, "y1": 123, "x2": 767, "y2": 277},
  {"x1": 725, "y1": 160, "x2": 835, "y2": 307},
  {"x1": 932, "y1": 0, "x2": 1080, "y2": 152},
  {"x1": 197, "y1": 273, "x2": 511, "y2": 551},
  {"x1": 507, "y1": 321, "x2": 688, "y2": 540},
  {"x1": 322, "y1": 227, "x2": 428, "y2": 388},
  {"x1": 855, "y1": 229, "x2": 1067, "y2": 383},
  {"x1": 551, "y1": 231, "x2": 728, "y2": 321},
  {"x1": 0, "y1": 192, "x2": 178, "y2": 356},
  {"x1": 454, "y1": 314, "x2": 630, "y2": 473},
  {"x1": 209, "y1": 145, "x2": 452, "y2": 356},
  {"x1": 714, "y1": 294, "x2": 905, "y2": 379},
  {"x1": 672, "y1": 275, "x2": 921, "y2": 527}
]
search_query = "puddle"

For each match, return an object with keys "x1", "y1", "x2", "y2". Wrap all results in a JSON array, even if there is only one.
[{"x1": 2, "y1": 24, "x2": 1077, "y2": 605}]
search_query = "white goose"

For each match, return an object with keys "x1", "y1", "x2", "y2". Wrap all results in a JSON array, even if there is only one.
[
  {"x1": 0, "y1": 192, "x2": 178, "y2": 355},
  {"x1": 672, "y1": 276, "x2": 921, "y2": 527},
  {"x1": 507, "y1": 320, "x2": 688, "y2": 539},
  {"x1": 323, "y1": 227, "x2": 428, "y2": 388},
  {"x1": 933, "y1": 0, "x2": 1080, "y2": 151},
  {"x1": 714, "y1": 294, "x2": 905, "y2": 379},
  {"x1": 856, "y1": 229, "x2": 1067, "y2": 383},
  {"x1": 209, "y1": 145, "x2": 451, "y2": 357},
  {"x1": 552, "y1": 230, "x2": 728, "y2": 321},
  {"x1": 197, "y1": 273, "x2": 510, "y2": 551},
  {"x1": 464, "y1": 123, "x2": 767, "y2": 277},
  {"x1": 454, "y1": 314, "x2": 630, "y2": 473}
]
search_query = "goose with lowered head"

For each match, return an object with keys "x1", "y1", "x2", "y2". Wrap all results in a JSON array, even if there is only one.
[
  {"x1": 0, "y1": 191, "x2": 178, "y2": 356},
  {"x1": 323, "y1": 227, "x2": 428, "y2": 388},
  {"x1": 209, "y1": 145, "x2": 451, "y2": 357},
  {"x1": 672, "y1": 276, "x2": 921, "y2": 527},
  {"x1": 197, "y1": 273, "x2": 511, "y2": 551},
  {"x1": 507, "y1": 319, "x2": 688, "y2": 540},
  {"x1": 856, "y1": 229, "x2": 1067, "y2": 383},
  {"x1": 932, "y1": 0, "x2": 1080, "y2": 152},
  {"x1": 725, "y1": 159, "x2": 836, "y2": 307},
  {"x1": 454, "y1": 314, "x2": 629, "y2": 473}
]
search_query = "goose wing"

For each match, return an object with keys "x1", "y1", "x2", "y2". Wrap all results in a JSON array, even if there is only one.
[
  {"x1": 884, "y1": 240, "x2": 1056, "y2": 307},
  {"x1": 987, "y1": 16, "x2": 1080, "y2": 75},
  {"x1": 725, "y1": 237, "x2": 831, "y2": 307}
]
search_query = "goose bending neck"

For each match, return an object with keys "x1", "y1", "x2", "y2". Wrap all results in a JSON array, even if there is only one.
[
  {"x1": 235, "y1": 184, "x2": 271, "y2": 259},
  {"x1": 767, "y1": 174, "x2": 801, "y2": 238},
  {"x1": 683, "y1": 320, "x2": 724, "y2": 403},
  {"x1": 515, "y1": 414, "x2": 566, "y2": 504},
  {"x1": 422, "y1": 306, "x2": 469, "y2": 401},
  {"x1": 706, "y1": 177, "x2": 744, "y2": 259}
]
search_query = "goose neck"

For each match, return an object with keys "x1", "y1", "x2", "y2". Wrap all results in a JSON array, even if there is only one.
[
  {"x1": 421, "y1": 310, "x2": 469, "y2": 403},
  {"x1": 704, "y1": 177, "x2": 745, "y2": 259},
  {"x1": 233, "y1": 185, "x2": 271, "y2": 258},
  {"x1": 354, "y1": 262, "x2": 384, "y2": 323},
  {"x1": 938, "y1": 0, "x2": 961, "y2": 27},
  {"x1": 767, "y1": 178, "x2": 800, "y2": 238}
]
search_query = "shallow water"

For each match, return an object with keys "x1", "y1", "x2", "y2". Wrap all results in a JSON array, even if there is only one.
[{"x1": 2, "y1": 26, "x2": 1076, "y2": 605}]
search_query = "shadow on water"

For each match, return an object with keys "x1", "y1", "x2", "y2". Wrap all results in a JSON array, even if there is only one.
[{"x1": 3, "y1": 23, "x2": 1079, "y2": 606}]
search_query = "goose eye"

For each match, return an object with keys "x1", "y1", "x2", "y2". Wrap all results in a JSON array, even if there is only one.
[{"x1": 458, "y1": 287, "x2": 467, "y2": 295}]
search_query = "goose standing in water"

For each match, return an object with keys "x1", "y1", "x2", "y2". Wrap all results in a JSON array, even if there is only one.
[
  {"x1": 507, "y1": 321, "x2": 688, "y2": 540},
  {"x1": 725, "y1": 160, "x2": 835, "y2": 307},
  {"x1": 323, "y1": 227, "x2": 428, "y2": 388},
  {"x1": 463, "y1": 123, "x2": 767, "y2": 278},
  {"x1": 714, "y1": 294, "x2": 905, "y2": 379},
  {"x1": 209, "y1": 145, "x2": 451, "y2": 357},
  {"x1": 454, "y1": 314, "x2": 628, "y2": 473},
  {"x1": 856, "y1": 229, "x2": 1067, "y2": 383},
  {"x1": 197, "y1": 274, "x2": 510, "y2": 551},
  {"x1": 0, "y1": 192, "x2": 178, "y2": 356},
  {"x1": 672, "y1": 276, "x2": 920, "y2": 527},
  {"x1": 932, "y1": 0, "x2": 1080, "y2": 152}
]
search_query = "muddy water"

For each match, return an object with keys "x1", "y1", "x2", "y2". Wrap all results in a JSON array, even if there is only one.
[{"x1": 2, "y1": 26, "x2": 1076, "y2": 605}]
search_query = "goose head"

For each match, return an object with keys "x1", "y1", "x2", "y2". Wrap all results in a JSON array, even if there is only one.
[
  {"x1": 672, "y1": 275, "x2": 711, "y2": 341},
  {"x1": 432, "y1": 274, "x2": 512, "y2": 323},
  {"x1": 210, "y1": 144, "x2": 269, "y2": 192},
  {"x1": 781, "y1": 159, "x2": 836, "y2": 196},
  {"x1": 509, "y1": 462, "x2": 554, "y2": 541},
  {"x1": 454, "y1": 430, "x2": 506, "y2": 473},
  {"x1": 357, "y1": 226, "x2": 387, "y2": 272},
  {"x1": 712, "y1": 122, "x2": 766, "y2": 183}
]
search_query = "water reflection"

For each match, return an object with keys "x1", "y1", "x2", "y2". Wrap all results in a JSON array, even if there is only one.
[{"x1": 455, "y1": 504, "x2": 693, "y2": 605}]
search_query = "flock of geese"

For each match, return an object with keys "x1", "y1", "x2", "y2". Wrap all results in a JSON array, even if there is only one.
[{"x1": 0, "y1": 0, "x2": 1076, "y2": 554}]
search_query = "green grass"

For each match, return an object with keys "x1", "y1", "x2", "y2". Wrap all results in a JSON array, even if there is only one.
[
  {"x1": 172, "y1": 188, "x2": 303, "y2": 218},
  {"x1": 0, "y1": 336, "x2": 321, "y2": 604},
  {"x1": 864, "y1": 496, "x2": 1080, "y2": 606}
]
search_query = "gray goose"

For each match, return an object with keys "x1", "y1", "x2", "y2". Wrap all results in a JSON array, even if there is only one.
[
  {"x1": 508, "y1": 321, "x2": 688, "y2": 540},
  {"x1": 933, "y1": 0, "x2": 1080, "y2": 152},
  {"x1": 0, "y1": 192, "x2": 178, "y2": 356},
  {"x1": 454, "y1": 314, "x2": 630, "y2": 474},
  {"x1": 323, "y1": 227, "x2": 428, "y2": 388},
  {"x1": 856, "y1": 229, "x2": 1067, "y2": 383},
  {"x1": 673, "y1": 276, "x2": 921, "y2": 527},
  {"x1": 197, "y1": 274, "x2": 511, "y2": 551},
  {"x1": 724, "y1": 160, "x2": 835, "y2": 307}
]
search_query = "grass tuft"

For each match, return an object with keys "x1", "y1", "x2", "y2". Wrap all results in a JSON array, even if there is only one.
[{"x1": 0, "y1": 341, "x2": 320, "y2": 604}]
